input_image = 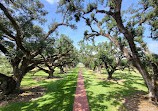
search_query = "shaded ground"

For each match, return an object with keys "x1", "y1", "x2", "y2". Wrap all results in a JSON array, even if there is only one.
[
  {"x1": 82, "y1": 68, "x2": 158, "y2": 111},
  {"x1": 32, "y1": 76, "x2": 63, "y2": 81},
  {"x1": 0, "y1": 77, "x2": 63, "y2": 108},
  {"x1": 97, "y1": 76, "x2": 158, "y2": 111},
  {"x1": 0, "y1": 67, "x2": 79, "y2": 111},
  {"x1": 97, "y1": 77, "x2": 126, "y2": 83},
  {"x1": 0, "y1": 86, "x2": 47, "y2": 107},
  {"x1": 120, "y1": 91, "x2": 158, "y2": 111},
  {"x1": 97, "y1": 75, "x2": 158, "y2": 111}
]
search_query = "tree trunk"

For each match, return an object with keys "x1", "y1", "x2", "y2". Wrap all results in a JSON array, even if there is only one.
[
  {"x1": 93, "y1": 66, "x2": 96, "y2": 71},
  {"x1": 65, "y1": 65, "x2": 69, "y2": 72},
  {"x1": 97, "y1": 66, "x2": 101, "y2": 74},
  {"x1": 59, "y1": 66, "x2": 65, "y2": 74},
  {"x1": 103, "y1": 33, "x2": 158, "y2": 100},
  {"x1": 111, "y1": 10, "x2": 158, "y2": 102},
  {"x1": 134, "y1": 60, "x2": 158, "y2": 101},
  {"x1": 14, "y1": 74, "x2": 23, "y2": 90},
  {"x1": 0, "y1": 73, "x2": 16, "y2": 95},
  {"x1": 107, "y1": 73, "x2": 113, "y2": 79},
  {"x1": 48, "y1": 70, "x2": 54, "y2": 78},
  {"x1": 107, "y1": 70, "x2": 115, "y2": 80},
  {"x1": 12, "y1": 65, "x2": 24, "y2": 90}
]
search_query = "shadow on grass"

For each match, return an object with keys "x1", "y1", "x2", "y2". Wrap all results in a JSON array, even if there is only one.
[
  {"x1": 0, "y1": 68, "x2": 79, "y2": 111},
  {"x1": 83, "y1": 68, "x2": 147, "y2": 111},
  {"x1": 83, "y1": 73, "x2": 109, "y2": 111}
]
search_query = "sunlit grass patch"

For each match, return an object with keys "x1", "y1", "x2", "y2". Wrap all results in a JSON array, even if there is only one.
[
  {"x1": 0, "y1": 67, "x2": 79, "y2": 111},
  {"x1": 82, "y1": 68, "x2": 148, "y2": 111}
]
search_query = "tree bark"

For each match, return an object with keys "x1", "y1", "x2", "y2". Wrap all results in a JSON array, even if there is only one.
[
  {"x1": 48, "y1": 70, "x2": 55, "y2": 78},
  {"x1": 93, "y1": 66, "x2": 96, "y2": 71},
  {"x1": 0, "y1": 73, "x2": 16, "y2": 95},
  {"x1": 112, "y1": 9, "x2": 158, "y2": 101},
  {"x1": 59, "y1": 66, "x2": 65, "y2": 74},
  {"x1": 107, "y1": 72, "x2": 113, "y2": 79},
  {"x1": 134, "y1": 60, "x2": 157, "y2": 101},
  {"x1": 13, "y1": 67, "x2": 25, "y2": 90}
]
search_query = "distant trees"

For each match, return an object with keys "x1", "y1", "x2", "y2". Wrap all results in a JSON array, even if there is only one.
[
  {"x1": 58, "y1": 0, "x2": 158, "y2": 102},
  {"x1": 78, "y1": 40, "x2": 96, "y2": 70},
  {"x1": 97, "y1": 42, "x2": 125, "y2": 79},
  {"x1": 37, "y1": 34, "x2": 79, "y2": 78},
  {"x1": 79, "y1": 40, "x2": 126, "y2": 79}
]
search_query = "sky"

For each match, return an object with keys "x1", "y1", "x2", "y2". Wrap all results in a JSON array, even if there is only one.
[{"x1": 39, "y1": 0, "x2": 158, "y2": 54}]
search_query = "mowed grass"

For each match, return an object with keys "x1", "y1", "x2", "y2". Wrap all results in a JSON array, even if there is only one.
[
  {"x1": 0, "y1": 67, "x2": 79, "y2": 111},
  {"x1": 0, "y1": 66, "x2": 148, "y2": 111},
  {"x1": 81, "y1": 67, "x2": 148, "y2": 111}
]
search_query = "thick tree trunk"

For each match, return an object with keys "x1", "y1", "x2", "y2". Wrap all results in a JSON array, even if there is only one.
[
  {"x1": 107, "y1": 70, "x2": 115, "y2": 80},
  {"x1": 0, "y1": 73, "x2": 16, "y2": 95},
  {"x1": 14, "y1": 74, "x2": 23, "y2": 90},
  {"x1": 107, "y1": 73, "x2": 113, "y2": 79},
  {"x1": 12, "y1": 65, "x2": 24, "y2": 90},
  {"x1": 134, "y1": 60, "x2": 158, "y2": 101},
  {"x1": 111, "y1": 10, "x2": 158, "y2": 102},
  {"x1": 103, "y1": 32, "x2": 158, "y2": 100}
]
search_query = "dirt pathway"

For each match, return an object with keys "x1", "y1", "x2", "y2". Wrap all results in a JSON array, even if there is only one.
[{"x1": 73, "y1": 67, "x2": 90, "y2": 111}]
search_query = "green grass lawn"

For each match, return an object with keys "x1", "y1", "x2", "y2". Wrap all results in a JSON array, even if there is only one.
[
  {"x1": 81, "y1": 67, "x2": 148, "y2": 111},
  {"x1": 0, "y1": 67, "x2": 79, "y2": 111},
  {"x1": 0, "y1": 66, "x2": 148, "y2": 111}
]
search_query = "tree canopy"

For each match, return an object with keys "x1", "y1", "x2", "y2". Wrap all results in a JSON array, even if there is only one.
[{"x1": 58, "y1": 0, "x2": 158, "y2": 102}]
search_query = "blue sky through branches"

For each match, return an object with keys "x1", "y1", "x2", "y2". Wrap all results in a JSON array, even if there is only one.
[{"x1": 39, "y1": 0, "x2": 158, "y2": 54}]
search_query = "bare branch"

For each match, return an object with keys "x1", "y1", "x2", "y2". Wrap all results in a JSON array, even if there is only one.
[
  {"x1": 62, "y1": 9, "x2": 68, "y2": 23},
  {"x1": 75, "y1": 9, "x2": 85, "y2": 14},
  {"x1": 96, "y1": 9, "x2": 113, "y2": 15},
  {"x1": 45, "y1": 23, "x2": 69, "y2": 39},
  {"x1": 37, "y1": 66, "x2": 49, "y2": 73},
  {"x1": 3, "y1": 35, "x2": 15, "y2": 41}
]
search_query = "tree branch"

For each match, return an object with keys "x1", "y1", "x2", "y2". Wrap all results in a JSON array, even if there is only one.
[
  {"x1": 44, "y1": 23, "x2": 69, "y2": 39},
  {"x1": 62, "y1": 9, "x2": 68, "y2": 23},
  {"x1": 96, "y1": 9, "x2": 113, "y2": 15},
  {"x1": 0, "y1": 43, "x2": 9, "y2": 55},
  {"x1": 2, "y1": 35, "x2": 15, "y2": 41},
  {"x1": 0, "y1": 24, "x2": 15, "y2": 40},
  {"x1": 37, "y1": 66, "x2": 49, "y2": 73},
  {"x1": 0, "y1": 3, "x2": 29, "y2": 54}
]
